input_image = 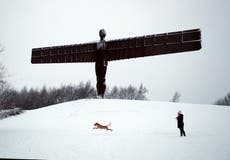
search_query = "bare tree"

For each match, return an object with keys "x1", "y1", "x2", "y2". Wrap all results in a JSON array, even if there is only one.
[
  {"x1": 0, "y1": 44, "x2": 4, "y2": 53},
  {"x1": 0, "y1": 46, "x2": 14, "y2": 109},
  {"x1": 0, "y1": 47, "x2": 11, "y2": 107},
  {"x1": 136, "y1": 84, "x2": 148, "y2": 100},
  {"x1": 0, "y1": 63, "x2": 9, "y2": 88},
  {"x1": 171, "y1": 92, "x2": 181, "y2": 103}
]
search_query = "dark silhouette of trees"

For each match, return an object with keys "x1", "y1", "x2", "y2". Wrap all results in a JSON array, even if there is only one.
[
  {"x1": 15, "y1": 81, "x2": 97, "y2": 110},
  {"x1": 0, "y1": 78, "x2": 148, "y2": 113},
  {"x1": 215, "y1": 91, "x2": 230, "y2": 106},
  {"x1": 106, "y1": 84, "x2": 148, "y2": 100}
]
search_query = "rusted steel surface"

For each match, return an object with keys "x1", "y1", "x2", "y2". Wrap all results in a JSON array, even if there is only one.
[
  {"x1": 31, "y1": 29, "x2": 201, "y2": 64},
  {"x1": 106, "y1": 29, "x2": 201, "y2": 61},
  {"x1": 31, "y1": 42, "x2": 97, "y2": 63}
]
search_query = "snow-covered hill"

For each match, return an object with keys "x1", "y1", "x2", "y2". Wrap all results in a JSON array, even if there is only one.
[{"x1": 0, "y1": 99, "x2": 229, "y2": 160}]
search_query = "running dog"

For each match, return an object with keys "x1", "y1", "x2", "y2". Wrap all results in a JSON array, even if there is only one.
[{"x1": 93, "y1": 122, "x2": 113, "y2": 131}]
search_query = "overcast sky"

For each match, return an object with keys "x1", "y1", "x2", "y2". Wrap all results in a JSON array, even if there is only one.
[{"x1": 0, "y1": 0, "x2": 230, "y2": 104}]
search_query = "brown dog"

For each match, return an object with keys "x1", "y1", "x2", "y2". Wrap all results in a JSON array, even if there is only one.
[{"x1": 93, "y1": 122, "x2": 113, "y2": 131}]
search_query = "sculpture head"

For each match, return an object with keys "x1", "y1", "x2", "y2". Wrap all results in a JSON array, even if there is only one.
[{"x1": 99, "y1": 29, "x2": 106, "y2": 41}]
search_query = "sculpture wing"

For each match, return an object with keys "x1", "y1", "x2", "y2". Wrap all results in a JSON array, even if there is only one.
[
  {"x1": 106, "y1": 29, "x2": 201, "y2": 61},
  {"x1": 31, "y1": 42, "x2": 97, "y2": 64}
]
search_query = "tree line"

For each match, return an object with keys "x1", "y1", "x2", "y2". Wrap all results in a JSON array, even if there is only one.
[
  {"x1": 0, "y1": 81, "x2": 148, "y2": 110},
  {"x1": 215, "y1": 91, "x2": 230, "y2": 106}
]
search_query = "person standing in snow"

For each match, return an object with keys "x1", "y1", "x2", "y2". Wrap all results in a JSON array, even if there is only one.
[{"x1": 176, "y1": 110, "x2": 186, "y2": 136}]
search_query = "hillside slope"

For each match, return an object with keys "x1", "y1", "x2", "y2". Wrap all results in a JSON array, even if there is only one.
[{"x1": 0, "y1": 99, "x2": 229, "y2": 160}]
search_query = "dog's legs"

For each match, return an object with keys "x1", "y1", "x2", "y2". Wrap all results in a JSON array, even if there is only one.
[{"x1": 107, "y1": 128, "x2": 113, "y2": 131}]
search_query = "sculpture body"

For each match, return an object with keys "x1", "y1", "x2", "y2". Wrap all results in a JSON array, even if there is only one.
[{"x1": 31, "y1": 29, "x2": 202, "y2": 97}]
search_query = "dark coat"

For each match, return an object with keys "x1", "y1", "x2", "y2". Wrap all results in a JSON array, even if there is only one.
[{"x1": 177, "y1": 113, "x2": 184, "y2": 128}]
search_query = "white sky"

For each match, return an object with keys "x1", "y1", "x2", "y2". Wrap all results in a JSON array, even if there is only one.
[{"x1": 0, "y1": 0, "x2": 230, "y2": 104}]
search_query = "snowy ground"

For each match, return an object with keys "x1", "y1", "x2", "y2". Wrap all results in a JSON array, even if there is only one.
[{"x1": 0, "y1": 99, "x2": 230, "y2": 160}]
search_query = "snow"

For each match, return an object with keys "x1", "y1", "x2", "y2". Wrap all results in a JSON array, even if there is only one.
[{"x1": 0, "y1": 99, "x2": 230, "y2": 160}]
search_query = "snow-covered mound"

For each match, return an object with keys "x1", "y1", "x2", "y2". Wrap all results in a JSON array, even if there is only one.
[{"x1": 0, "y1": 99, "x2": 229, "y2": 160}]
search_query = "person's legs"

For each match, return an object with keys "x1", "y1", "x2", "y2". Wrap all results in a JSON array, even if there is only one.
[
  {"x1": 182, "y1": 127, "x2": 186, "y2": 136},
  {"x1": 181, "y1": 126, "x2": 186, "y2": 136},
  {"x1": 179, "y1": 128, "x2": 183, "y2": 136}
]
